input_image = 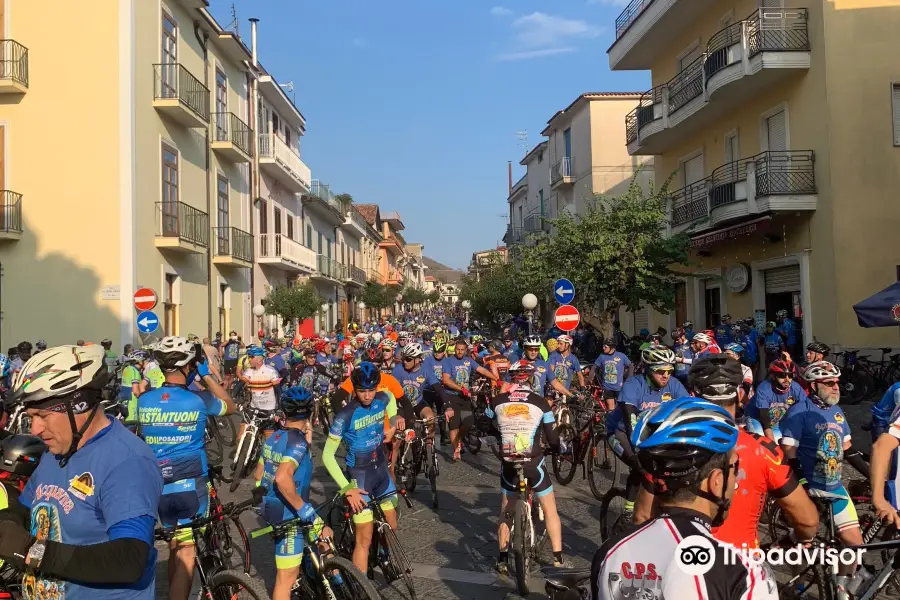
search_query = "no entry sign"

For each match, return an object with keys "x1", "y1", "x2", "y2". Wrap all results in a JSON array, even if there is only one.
[
  {"x1": 554, "y1": 304, "x2": 580, "y2": 332},
  {"x1": 133, "y1": 287, "x2": 158, "y2": 311}
]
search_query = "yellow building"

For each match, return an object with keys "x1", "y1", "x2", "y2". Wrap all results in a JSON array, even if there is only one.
[
  {"x1": 608, "y1": 0, "x2": 900, "y2": 350},
  {"x1": 0, "y1": 0, "x2": 309, "y2": 350}
]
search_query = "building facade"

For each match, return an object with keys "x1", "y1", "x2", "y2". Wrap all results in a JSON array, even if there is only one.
[{"x1": 608, "y1": 0, "x2": 900, "y2": 349}]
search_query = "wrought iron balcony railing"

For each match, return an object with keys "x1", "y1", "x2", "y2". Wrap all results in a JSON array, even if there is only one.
[
  {"x1": 0, "y1": 40, "x2": 28, "y2": 88},
  {"x1": 153, "y1": 63, "x2": 210, "y2": 122},
  {"x1": 156, "y1": 201, "x2": 209, "y2": 246},
  {"x1": 550, "y1": 157, "x2": 573, "y2": 185},
  {"x1": 0, "y1": 191, "x2": 22, "y2": 233},
  {"x1": 213, "y1": 226, "x2": 252, "y2": 262},
  {"x1": 755, "y1": 150, "x2": 815, "y2": 196},
  {"x1": 213, "y1": 112, "x2": 252, "y2": 155}
]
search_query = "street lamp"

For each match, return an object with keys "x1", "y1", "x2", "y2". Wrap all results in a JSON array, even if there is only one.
[
  {"x1": 252, "y1": 304, "x2": 266, "y2": 340},
  {"x1": 461, "y1": 299, "x2": 471, "y2": 325},
  {"x1": 522, "y1": 293, "x2": 538, "y2": 335}
]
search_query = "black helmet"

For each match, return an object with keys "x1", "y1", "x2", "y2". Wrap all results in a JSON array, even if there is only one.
[
  {"x1": 17, "y1": 341, "x2": 32, "y2": 355},
  {"x1": 687, "y1": 356, "x2": 744, "y2": 404},
  {"x1": 0, "y1": 434, "x2": 46, "y2": 478},
  {"x1": 806, "y1": 341, "x2": 831, "y2": 356},
  {"x1": 280, "y1": 386, "x2": 315, "y2": 419}
]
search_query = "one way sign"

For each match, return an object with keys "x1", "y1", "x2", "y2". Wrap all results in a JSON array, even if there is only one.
[
  {"x1": 136, "y1": 310, "x2": 160, "y2": 334},
  {"x1": 553, "y1": 278, "x2": 575, "y2": 305}
]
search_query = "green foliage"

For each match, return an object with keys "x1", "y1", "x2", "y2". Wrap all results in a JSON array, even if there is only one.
[
  {"x1": 426, "y1": 289, "x2": 441, "y2": 304},
  {"x1": 361, "y1": 282, "x2": 395, "y2": 311},
  {"x1": 263, "y1": 282, "x2": 324, "y2": 328},
  {"x1": 334, "y1": 193, "x2": 353, "y2": 204},
  {"x1": 401, "y1": 286, "x2": 427, "y2": 306},
  {"x1": 460, "y1": 263, "x2": 529, "y2": 325}
]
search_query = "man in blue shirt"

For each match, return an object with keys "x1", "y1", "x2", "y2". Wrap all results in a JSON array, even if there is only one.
[
  {"x1": 1, "y1": 345, "x2": 162, "y2": 600},
  {"x1": 518, "y1": 336, "x2": 572, "y2": 400},
  {"x1": 392, "y1": 343, "x2": 451, "y2": 452},
  {"x1": 139, "y1": 336, "x2": 235, "y2": 600},
  {"x1": 776, "y1": 309, "x2": 799, "y2": 359},
  {"x1": 671, "y1": 328, "x2": 692, "y2": 386},
  {"x1": 547, "y1": 335, "x2": 584, "y2": 391},
  {"x1": 714, "y1": 314, "x2": 733, "y2": 348},
  {"x1": 423, "y1": 336, "x2": 451, "y2": 445},
  {"x1": 590, "y1": 337, "x2": 633, "y2": 407},
  {"x1": 441, "y1": 338, "x2": 497, "y2": 461},
  {"x1": 744, "y1": 359, "x2": 806, "y2": 442},
  {"x1": 682, "y1": 320, "x2": 695, "y2": 342}
]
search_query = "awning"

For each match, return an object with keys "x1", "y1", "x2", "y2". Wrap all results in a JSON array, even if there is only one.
[
  {"x1": 853, "y1": 282, "x2": 900, "y2": 327},
  {"x1": 690, "y1": 216, "x2": 772, "y2": 249}
]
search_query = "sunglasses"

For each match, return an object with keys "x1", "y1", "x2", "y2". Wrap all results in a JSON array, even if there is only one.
[
  {"x1": 650, "y1": 368, "x2": 673, "y2": 375},
  {"x1": 818, "y1": 380, "x2": 840, "y2": 388},
  {"x1": 774, "y1": 373, "x2": 793, "y2": 379}
]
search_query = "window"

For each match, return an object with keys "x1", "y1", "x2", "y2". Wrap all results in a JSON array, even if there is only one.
[
  {"x1": 538, "y1": 150, "x2": 544, "y2": 163},
  {"x1": 274, "y1": 207, "x2": 282, "y2": 235},
  {"x1": 893, "y1": 83, "x2": 900, "y2": 146},
  {"x1": 327, "y1": 239, "x2": 332, "y2": 259},
  {"x1": 539, "y1": 188, "x2": 545, "y2": 216},
  {"x1": 285, "y1": 128, "x2": 291, "y2": 148},
  {"x1": 272, "y1": 113, "x2": 280, "y2": 139},
  {"x1": 216, "y1": 175, "x2": 229, "y2": 254},
  {"x1": 259, "y1": 199, "x2": 267, "y2": 234},
  {"x1": 318, "y1": 233, "x2": 323, "y2": 254},
  {"x1": 724, "y1": 130, "x2": 739, "y2": 163},
  {"x1": 164, "y1": 273, "x2": 178, "y2": 335},
  {"x1": 161, "y1": 14, "x2": 178, "y2": 96},
  {"x1": 215, "y1": 68, "x2": 228, "y2": 139},
  {"x1": 678, "y1": 42, "x2": 702, "y2": 72},
  {"x1": 681, "y1": 152, "x2": 704, "y2": 187},
  {"x1": 161, "y1": 143, "x2": 179, "y2": 237},
  {"x1": 765, "y1": 110, "x2": 787, "y2": 151},
  {"x1": 563, "y1": 128, "x2": 571, "y2": 159},
  {"x1": 219, "y1": 283, "x2": 228, "y2": 334},
  {"x1": 306, "y1": 224, "x2": 312, "y2": 249},
  {"x1": 287, "y1": 214, "x2": 294, "y2": 240},
  {"x1": 518, "y1": 205, "x2": 523, "y2": 227}
]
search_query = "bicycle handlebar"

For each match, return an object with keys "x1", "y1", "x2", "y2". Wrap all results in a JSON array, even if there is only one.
[{"x1": 154, "y1": 486, "x2": 266, "y2": 541}]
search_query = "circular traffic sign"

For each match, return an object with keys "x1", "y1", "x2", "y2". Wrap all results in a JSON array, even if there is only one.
[
  {"x1": 554, "y1": 304, "x2": 581, "y2": 332},
  {"x1": 133, "y1": 287, "x2": 158, "y2": 311}
]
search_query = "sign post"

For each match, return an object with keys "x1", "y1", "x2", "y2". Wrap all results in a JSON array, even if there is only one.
[
  {"x1": 554, "y1": 304, "x2": 581, "y2": 332},
  {"x1": 133, "y1": 288, "x2": 158, "y2": 311},
  {"x1": 553, "y1": 278, "x2": 575, "y2": 305}
]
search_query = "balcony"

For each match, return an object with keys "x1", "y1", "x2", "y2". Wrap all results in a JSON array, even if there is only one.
[
  {"x1": 212, "y1": 226, "x2": 252, "y2": 268},
  {"x1": 304, "y1": 180, "x2": 346, "y2": 226},
  {"x1": 626, "y1": 9, "x2": 810, "y2": 156},
  {"x1": 341, "y1": 206, "x2": 369, "y2": 238},
  {"x1": 368, "y1": 269, "x2": 386, "y2": 284},
  {"x1": 258, "y1": 133, "x2": 311, "y2": 193},
  {"x1": 345, "y1": 265, "x2": 367, "y2": 287},
  {"x1": 387, "y1": 270, "x2": 404, "y2": 286},
  {"x1": 155, "y1": 201, "x2": 208, "y2": 253},
  {"x1": 311, "y1": 254, "x2": 345, "y2": 282},
  {"x1": 669, "y1": 150, "x2": 816, "y2": 235},
  {"x1": 153, "y1": 63, "x2": 210, "y2": 128},
  {"x1": 550, "y1": 157, "x2": 574, "y2": 189},
  {"x1": 0, "y1": 192, "x2": 23, "y2": 240},
  {"x1": 504, "y1": 226, "x2": 526, "y2": 246},
  {"x1": 379, "y1": 234, "x2": 404, "y2": 257},
  {"x1": 524, "y1": 211, "x2": 550, "y2": 234},
  {"x1": 258, "y1": 233, "x2": 316, "y2": 272},
  {"x1": 509, "y1": 174, "x2": 527, "y2": 201},
  {"x1": 211, "y1": 112, "x2": 252, "y2": 163},
  {"x1": 0, "y1": 41, "x2": 28, "y2": 94}
]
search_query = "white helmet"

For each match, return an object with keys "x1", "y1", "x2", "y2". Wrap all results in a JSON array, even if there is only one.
[
  {"x1": 152, "y1": 336, "x2": 198, "y2": 370},
  {"x1": 401, "y1": 343, "x2": 425, "y2": 360},
  {"x1": 804, "y1": 360, "x2": 841, "y2": 382},
  {"x1": 371, "y1": 332, "x2": 383, "y2": 343},
  {"x1": 557, "y1": 335, "x2": 573, "y2": 345},
  {"x1": 692, "y1": 332, "x2": 713, "y2": 346},
  {"x1": 641, "y1": 345, "x2": 676, "y2": 367},
  {"x1": 523, "y1": 335, "x2": 542, "y2": 348},
  {"x1": 398, "y1": 331, "x2": 411, "y2": 341},
  {"x1": 12, "y1": 345, "x2": 109, "y2": 406}
]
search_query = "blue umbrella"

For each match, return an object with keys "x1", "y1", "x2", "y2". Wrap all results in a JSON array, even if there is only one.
[{"x1": 853, "y1": 282, "x2": 900, "y2": 327}]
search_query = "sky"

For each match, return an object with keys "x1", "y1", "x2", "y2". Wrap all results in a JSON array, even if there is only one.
[{"x1": 210, "y1": 0, "x2": 651, "y2": 270}]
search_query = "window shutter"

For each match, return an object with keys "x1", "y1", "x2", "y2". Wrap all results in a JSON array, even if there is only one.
[
  {"x1": 892, "y1": 84, "x2": 900, "y2": 146},
  {"x1": 766, "y1": 110, "x2": 787, "y2": 151}
]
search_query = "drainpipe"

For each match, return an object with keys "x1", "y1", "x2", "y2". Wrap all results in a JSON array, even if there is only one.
[
  {"x1": 194, "y1": 22, "x2": 213, "y2": 339},
  {"x1": 249, "y1": 18, "x2": 260, "y2": 340}
]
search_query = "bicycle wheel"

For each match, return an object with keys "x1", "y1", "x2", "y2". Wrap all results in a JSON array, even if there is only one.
[
  {"x1": 206, "y1": 425, "x2": 224, "y2": 467},
  {"x1": 211, "y1": 515, "x2": 251, "y2": 574},
  {"x1": 426, "y1": 443, "x2": 439, "y2": 509},
  {"x1": 462, "y1": 430, "x2": 481, "y2": 455},
  {"x1": 229, "y1": 436, "x2": 252, "y2": 493},
  {"x1": 512, "y1": 499, "x2": 532, "y2": 596},
  {"x1": 379, "y1": 522, "x2": 417, "y2": 600},
  {"x1": 321, "y1": 555, "x2": 382, "y2": 600},
  {"x1": 208, "y1": 568, "x2": 270, "y2": 599},
  {"x1": 779, "y1": 563, "x2": 834, "y2": 600},
  {"x1": 214, "y1": 415, "x2": 238, "y2": 447},
  {"x1": 587, "y1": 435, "x2": 614, "y2": 501},
  {"x1": 400, "y1": 443, "x2": 418, "y2": 494},
  {"x1": 551, "y1": 424, "x2": 577, "y2": 485},
  {"x1": 599, "y1": 487, "x2": 627, "y2": 542}
]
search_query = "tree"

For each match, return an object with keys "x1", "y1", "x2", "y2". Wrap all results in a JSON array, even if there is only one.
[
  {"x1": 459, "y1": 262, "x2": 529, "y2": 327},
  {"x1": 361, "y1": 282, "x2": 394, "y2": 316},
  {"x1": 401, "y1": 286, "x2": 427, "y2": 307},
  {"x1": 426, "y1": 289, "x2": 441, "y2": 305},
  {"x1": 334, "y1": 193, "x2": 353, "y2": 204},
  {"x1": 263, "y1": 282, "x2": 324, "y2": 329},
  {"x1": 517, "y1": 173, "x2": 690, "y2": 335}
]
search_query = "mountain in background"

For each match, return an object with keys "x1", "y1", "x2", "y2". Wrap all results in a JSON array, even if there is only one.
[{"x1": 423, "y1": 257, "x2": 464, "y2": 285}]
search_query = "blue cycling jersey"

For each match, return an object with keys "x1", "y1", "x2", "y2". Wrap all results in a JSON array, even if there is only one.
[
  {"x1": 328, "y1": 393, "x2": 392, "y2": 469},
  {"x1": 744, "y1": 380, "x2": 807, "y2": 430},
  {"x1": 531, "y1": 359, "x2": 557, "y2": 395},
  {"x1": 260, "y1": 428, "x2": 313, "y2": 523},
  {"x1": 266, "y1": 353, "x2": 287, "y2": 374},
  {"x1": 593, "y1": 352, "x2": 631, "y2": 390},
  {"x1": 673, "y1": 342, "x2": 692, "y2": 375},
  {"x1": 138, "y1": 384, "x2": 226, "y2": 483},
  {"x1": 873, "y1": 383, "x2": 900, "y2": 429},
  {"x1": 714, "y1": 324, "x2": 733, "y2": 347},
  {"x1": 778, "y1": 319, "x2": 798, "y2": 346},
  {"x1": 547, "y1": 352, "x2": 579, "y2": 390},
  {"x1": 442, "y1": 355, "x2": 478, "y2": 393},
  {"x1": 781, "y1": 397, "x2": 851, "y2": 491},
  {"x1": 608, "y1": 375, "x2": 688, "y2": 432},
  {"x1": 422, "y1": 354, "x2": 444, "y2": 381},
  {"x1": 391, "y1": 364, "x2": 440, "y2": 407}
]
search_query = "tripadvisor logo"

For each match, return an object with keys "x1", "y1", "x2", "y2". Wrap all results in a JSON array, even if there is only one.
[{"x1": 675, "y1": 535, "x2": 865, "y2": 575}]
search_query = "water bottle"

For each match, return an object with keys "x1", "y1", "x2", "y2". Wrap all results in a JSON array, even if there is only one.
[{"x1": 846, "y1": 565, "x2": 875, "y2": 596}]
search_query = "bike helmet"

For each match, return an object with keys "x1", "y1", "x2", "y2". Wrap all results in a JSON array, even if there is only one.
[
  {"x1": 380, "y1": 339, "x2": 396, "y2": 350},
  {"x1": 691, "y1": 332, "x2": 713, "y2": 346},
  {"x1": 398, "y1": 331, "x2": 411, "y2": 341},
  {"x1": 723, "y1": 343, "x2": 745, "y2": 355},
  {"x1": 803, "y1": 360, "x2": 841, "y2": 382},
  {"x1": 17, "y1": 341, "x2": 32, "y2": 356},
  {"x1": 246, "y1": 346, "x2": 266, "y2": 358},
  {"x1": 557, "y1": 335, "x2": 573, "y2": 346},
  {"x1": 351, "y1": 362, "x2": 381, "y2": 390},
  {"x1": 302, "y1": 348, "x2": 317, "y2": 357},
  {"x1": 632, "y1": 397, "x2": 738, "y2": 485},
  {"x1": 721, "y1": 314, "x2": 731, "y2": 322},
  {"x1": 432, "y1": 337, "x2": 448, "y2": 354},
  {"x1": 776, "y1": 309, "x2": 788, "y2": 318},
  {"x1": 641, "y1": 346, "x2": 676, "y2": 368},
  {"x1": 126, "y1": 349, "x2": 150, "y2": 363},
  {"x1": 153, "y1": 336, "x2": 198, "y2": 370},
  {"x1": 687, "y1": 356, "x2": 743, "y2": 403},
  {"x1": 35, "y1": 340, "x2": 47, "y2": 352},
  {"x1": 683, "y1": 321, "x2": 694, "y2": 329},
  {"x1": 342, "y1": 346, "x2": 355, "y2": 360},
  {"x1": 489, "y1": 339, "x2": 504, "y2": 353},
  {"x1": 523, "y1": 335, "x2": 542, "y2": 348},
  {"x1": 401, "y1": 343, "x2": 425, "y2": 360},
  {"x1": 0, "y1": 354, "x2": 9, "y2": 378},
  {"x1": 768, "y1": 359, "x2": 792, "y2": 376},
  {"x1": 280, "y1": 386, "x2": 315, "y2": 419},
  {"x1": 806, "y1": 341, "x2": 831, "y2": 356},
  {"x1": 0, "y1": 434, "x2": 46, "y2": 478},
  {"x1": 509, "y1": 360, "x2": 536, "y2": 379}
]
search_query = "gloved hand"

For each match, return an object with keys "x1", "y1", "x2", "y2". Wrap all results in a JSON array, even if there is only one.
[
  {"x1": 298, "y1": 502, "x2": 318, "y2": 524},
  {"x1": 0, "y1": 521, "x2": 33, "y2": 569},
  {"x1": 196, "y1": 357, "x2": 211, "y2": 378},
  {"x1": 460, "y1": 387, "x2": 471, "y2": 398},
  {"x1": 558, "y1": 440, "x2": 570, "y2": 455}
]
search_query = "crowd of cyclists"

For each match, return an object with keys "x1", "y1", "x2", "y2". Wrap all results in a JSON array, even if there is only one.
[{"x1": 0, "y1": 303, "x2": 895, "y2": 599}]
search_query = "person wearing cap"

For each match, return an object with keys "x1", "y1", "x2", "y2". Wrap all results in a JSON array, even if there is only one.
[
  {"x1": 714, "y1": 314, "x2": 734, "y2": 348},
  {"x1": 547, "y1": 335, "x2": 583, "y2": 391},
  {"x1": 590, "y1": 337, "x2": 633, "y2": 409}
]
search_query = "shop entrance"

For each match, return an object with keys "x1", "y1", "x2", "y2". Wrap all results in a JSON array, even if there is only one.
[
  {"x1": 764, "y1": 266, "x2": 803, "y2": 348},
  {"x1": 704, "y1": 283, "x2": 722, "y2": 330}
]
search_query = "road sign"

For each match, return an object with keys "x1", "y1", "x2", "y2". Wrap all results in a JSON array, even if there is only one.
[
  {"x1": 133, "y1": 287, "x2": 158, "y2": 311},
  {"x1": 136, "y1": 311, "x2": 160, "y2": 334},
  {"x1": 554, "y1": 304, "x2": 580, "y2": 332},
  {"x1": 553, "y1": 278, "x2": 575, "y2": 305}
]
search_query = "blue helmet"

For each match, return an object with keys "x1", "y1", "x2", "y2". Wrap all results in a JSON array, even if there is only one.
[
  {"x1": 246, "y1": 346, "x2": 265, "y2": 358},
  {"x1": 0, "y1": 354, "x2": 9, "y2": 378},
  {"x1": 724, "y1": 343, "x2": 744, "y2": 355},
  {"x1": 351, "y1": 362, "x2": 381, "y2": 391},
  {"x1": 280, "y1": 386, "x2": 314, "y2": 419},
  {"x1": 632, "y1": 397, "x2": 738, "y2": 484}
]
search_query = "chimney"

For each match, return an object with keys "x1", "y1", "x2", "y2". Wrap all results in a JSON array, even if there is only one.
[
  {"x1": 249, "y1": 18, "x2": 259, "y2": 67},
  {"x1": 508, "y1": 161, "x2": 512, "y2": 195}
]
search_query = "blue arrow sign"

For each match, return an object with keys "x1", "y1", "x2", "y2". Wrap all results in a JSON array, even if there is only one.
[
  {"x1": 553, "y1": 278, "x2": 575, "y2": 305},
  {"x1": 136, "y1": 310, "x2": 160, "y2": 334}
]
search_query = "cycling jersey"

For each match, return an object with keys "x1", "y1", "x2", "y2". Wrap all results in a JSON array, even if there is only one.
[
  {"x1": 483, "y1": 353, "x2": 511, "y2": 384},
  {"x1": 673, "y1": 342, "x2": 692, "y2": 377},
  {"x1": 324, "y1": 392, "x2": 395, "y2": 475},
  {"x1": 138, "y1": 384, "x2": 227, "y2": 482},
  {"x1": 243, "y1": 364, "x2": 281, "y2": 411},
  {"x1": 422, "y1": 353, "x2": 445, "y2": 381},
  {"x1": 738, "y1": 333, "x2": 759, "y2": 365},
  {"x1": 337, "y1": 372, "x2": 405, "y2": 403},
  {"x1": 530, "y1": 358, "x2": 556, "y2": 395},
  {"x1": 142, "y1": 360, "x2": 165, "y2": 389},
  {"x1": 265, "y1": 353, "x2": 288, "y2": 376},
  {"x1": 260, "y1": 428, "x2": 312, "y2": 523},
  {"x1": 391, "y1": 364, "x2": 440, "y2": 407},
  {"x1": 872, "y1": 382, "x2": 900, "y2": 431},
  {"x1": 593, "y1": 352, "x2": 631, "y2": 391},
  {"x1": 714, "y1": 323, "x2": 733, "y2": 348},
  {"x1": 488, "y1": 387, "x2": 559, "y2": 459},
  {"x1": 378, "y1": 358, "x2": 398, "y2": 375},
  {"x1": 777, "y1": 319, "x2": 798, "y2": 347},
  {"x1": 763, "y1": 332, "x2": 783, "y2": 357},
  {"x1": 591, "y1": 507, "x2": 778, "y2": 600},
  {"x1": 712, "y1": 430, "x2": 798, "y2": 549},
  {"x1": 316, "y1": 352, "x2": 333, "y2": 366},
  {"x1": 290, "y1": 362, "x2": 334, "y2": 395},
  {"x1": 744, "y1": 380, "x2": 807, "y2": 433},
  {"x1": 547, "y1": 352, "x2": 579, "y2": 389},
  {"x1": 222, "y1": 340, "x2": 241, "y2": 362},
  {"x1": 608, "y1": 375, "x2": 688, "y2": 433},
  {"x1": 442, "y1": 355, "x2": 479, "y2": 394},
  {"x1": 780, "y1": 396, "x2": 851, "y2": 492}
]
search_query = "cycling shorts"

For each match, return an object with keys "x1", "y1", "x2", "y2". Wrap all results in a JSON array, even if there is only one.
[
  {"x1": 500, "y1": 457, "x2": 553, "y2": 498},
  {"x1": 159, "y1": 476, "x2": 210, "y2": 543},
  {"x1": 413, "y1": 402, "x2": 431, "y2": 420},
  {"x1": 223, "y1": 359, "x2": 238, "y2": 375},
  {"x1": 348, "y1": 463, "x2": 396, "y2": 524},
  {"x1": 273, "y1": 516, "x2": 326, "y2": 569},
  {"x1": 602, "y1": 389, "x2": 620, "y2": 402},
  {"x1": 447, "y1": 396, "x2": 473, "y2": 430},
  {"x1": 822, "y1": 484, "x2": 860, "y2": 533},
  {"x1": 743, "y1": 417, "x2": 782, "y2": 443}
]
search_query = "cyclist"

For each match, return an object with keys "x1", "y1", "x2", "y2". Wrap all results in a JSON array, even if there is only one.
[
  {"x1": 2, "y1": 345, "x2": 162, "y2": 599},
  {"x1": 776, "y1": 308, "x2": 799, "y2": 359},
  {"x1": 238, "y1": 346, "x2": 282, "y2": 450},
  {"x1": 714, "y1": 314, "x2": 733, "y2": 348},
  {"x1": 378, "y1": 339, "x2": 399, "y2": 374},
  {"x1": 501, "y1": 334, "x2": 520, "y2": 362},
  {"x1": 633, "y1": 356, "x2": 817, "y2": 550},
  {"x1": 589, "y1": 337, "x2": 632, "y2": 410},
  {"x1": 220, "y1": 331, "x2": 243, "y2": 389},
  {"x1": 391, "y1": 343, "x2": 452, "y2": 443},
  {"x1": 424, "y1": 336, "x2": 450, "y2": 445},
  {"x1": 789, "y1": 341, "x2": 831, "y2": 394},
  {"x1": 676, "y1": 332, "x2": 717, "y2": 371},
  {"x1": 722, "y1": 342, "x2": 754, "y2": 400},
  {"x1": 762, "y1": 320, "x2": 785, "y2": 366},
  {"x1": 780, "y1": 360, "x2": 861, "y2": 598},
  {"x1": 34, "y1": 340, "x2": 47, "y2": 353},
  {"x1": 291, "y1": 348, "x2": 338, "y2": 396},
  {"x1": 870, "y1": 389, "x2": 900, "y2": 528},
  {"x1": 120, "y1": 350, "x2": 151, "y2": 427},
  {"x1": 547, "y1": 335, "x2": 584, "y2": 391},
  {"x1": 744, "y1": 359, "x2": 807, "y2": 442},
  {"x1": 322, "y1": 363, "x2": 399, "y2": 574},
  {"x1": 607, "y1": 346, "x2": 687, "y2": 521},
  {"x1": 396, "y1": 331, "x2": 411, "y2": 358},
  {"x1": 139, "y1": 336, "x2": 235, "y2": 600},
  {"x1": 441, "y1": 337, "x2": 499, "y2": 461},
  {"x1": 254, "y1": 386, "x2": 330, "y2": 600},
  {"x1": 518, "y1": 336, "x2": 572, "y2": 400},
  {"x1": 683, "y1": 320, "x2": 695, "y2": 341},
  {"x1": 671, "y1": 327, "x2": 691, "y2": 386},
  {"x1": 9, "y1": 341, "x2": 31, "y2": 375},
  {"x1": 482, "y1": 340, "x2": 512, "y2": 388},
  {"x1": 100, "y1": 338, "x2": 118, "y2": 373},
  {"x1": 487, "y1": 361, "x2": 567, "y2": 572},
  {"x1": 591, "y1": 397, "x2": 778, "y2": 600}
]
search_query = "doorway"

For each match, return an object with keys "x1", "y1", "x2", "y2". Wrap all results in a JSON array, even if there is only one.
[{"x1": 704, "y1": 284, "x2": 722, "y2": 329}]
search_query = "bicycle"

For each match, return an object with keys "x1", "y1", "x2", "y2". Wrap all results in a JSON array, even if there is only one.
[
  {"x1": 833, "y1": 350, "x2": 874, "y2": 405},
  {"x1": 500, "y1": 453, "x2": 550, "y2": 597},
  {"x1": 153, "y1": 486, "x2": 268, "y2": 600},
  {"x1": 331, "y1": 489, "x2": 417, "y2": 600},
  {"x1": 552, "y1": 404, "x2": 614, "y2": 500},
  {"x1": 207, "y1": 464, "x2": 252, "y2": 573},
  {"x1": 250, "y1": 505, "x2": 382, "y2": 600},
  {"x1": 461, "y1": 379, "x2": 502, "y2": 458},
  {"x1": 856, "y1": 348, "x2": 900, "y2": 400},
  {"x1": 229, "y1": 407, "x2": 278, "y2": 492},
  {"x1": 394, "y1": 416, "x2": 441, "y2": 509}
]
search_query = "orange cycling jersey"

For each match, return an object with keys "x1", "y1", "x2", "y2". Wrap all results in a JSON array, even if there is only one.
[
  {"x1": 483, "y1": 354, "x2": 510, "y2": 389},
  {"x1": 339, "y1": 372, "x2": 404, "y2": 400},
  {"x1": 712, "y1": 429, "x2": 799, "y2": 548}
]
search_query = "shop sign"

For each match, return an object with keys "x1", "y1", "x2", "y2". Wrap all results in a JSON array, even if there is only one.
[
  {"x1": 725, "y1": 263, "x2": 751, "y2": 293},
  {"x1": 690, "y1": 217, "x2": 772, "y2": 249}
]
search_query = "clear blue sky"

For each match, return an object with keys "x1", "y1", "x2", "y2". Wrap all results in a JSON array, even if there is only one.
[{"x1": 210, "y1": 0, "x2": 650, "y2": 269}]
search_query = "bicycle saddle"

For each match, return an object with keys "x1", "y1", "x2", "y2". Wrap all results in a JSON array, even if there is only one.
[
  {"x1": 543, "y1": 567, "x2": 591, "y2": 590},
  {"x1": 882, "y1": 347, "x2": 893, "y2": 353},
  {"x1": 808, "y1": 488, "x2": 848, "y2": 502}
]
